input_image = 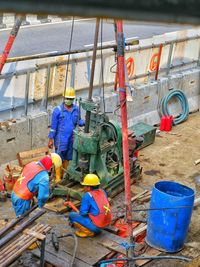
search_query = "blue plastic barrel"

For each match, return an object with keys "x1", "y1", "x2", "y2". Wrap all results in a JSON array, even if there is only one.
[{"x1": 146, "y1": 181, "x2": 194, "y2": 252}]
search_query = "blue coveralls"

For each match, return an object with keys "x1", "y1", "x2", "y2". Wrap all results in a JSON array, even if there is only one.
[
  {"x1": 48, "y1": 103, "x2": 84, "y2": 162},
  {"x1": 11, "y1": 162, "x2": 49, "y2": 217},
  {"x1": 69, "y1": 189, "x2": 108, "y2": 234}
]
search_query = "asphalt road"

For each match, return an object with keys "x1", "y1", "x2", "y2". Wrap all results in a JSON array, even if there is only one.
[{"x1": 0, "y1": 18, "x2": 192, "y2": 57}]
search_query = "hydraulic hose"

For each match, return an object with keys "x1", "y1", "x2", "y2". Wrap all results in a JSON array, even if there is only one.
[
  {"x1": 100, "y1": 255, "x2": 191, "y2": 265},
  {"x1": 51, "y1": 232, "x2": 78, "y2": 267},
  {"x1": 160, "y1": 89, "x2": 189, "y2": 125},
  {"x1": 63, "y1": 233, "x2": 78, "y2": 267}
]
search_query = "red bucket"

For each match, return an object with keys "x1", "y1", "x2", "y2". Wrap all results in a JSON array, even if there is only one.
[{"x1": 0, "y1": 180, "x2": 4, "y2": 192}]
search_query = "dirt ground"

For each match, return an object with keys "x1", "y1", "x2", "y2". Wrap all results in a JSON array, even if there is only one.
[
  {"x1": 1, "y1": 112, "x2": 200, "y2": 266},
  {"x1": 138, "y1": 112, "x2": 200, "y2": 267}
]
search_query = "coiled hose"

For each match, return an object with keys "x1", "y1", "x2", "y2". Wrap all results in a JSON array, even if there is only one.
[{"x1": 160, "y1": 89, "x2": 189, "y2": 125}]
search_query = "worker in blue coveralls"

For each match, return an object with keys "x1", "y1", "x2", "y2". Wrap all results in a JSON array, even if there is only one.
[
  {"x1": 11, "y1": 153, "x2": 62, "y2": 217},
  {"x1": 48, "y1": 87, "x2": 85, "y2": 183},
  {"x1": 69, "y1": 174, "x2": 112, "y2": 238}
]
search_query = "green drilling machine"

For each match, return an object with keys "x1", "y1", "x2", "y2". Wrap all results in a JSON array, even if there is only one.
[
  {"x1": 52, "y1": 20, "x2": 143, "y2": 200},
  {"x1": 52, "y1": 98, "x2": 142, "y2": 200}
]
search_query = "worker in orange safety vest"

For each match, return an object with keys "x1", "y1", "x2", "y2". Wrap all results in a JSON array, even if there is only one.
[
  {"x1": 11, "y1": 153, "x2": 62, "y2": 217},
  {"x1": 69, "y1": 174, "x2": 112, "y2": 237}
]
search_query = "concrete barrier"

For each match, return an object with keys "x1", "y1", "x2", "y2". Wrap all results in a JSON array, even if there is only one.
[
  {"x1": 0, "y1": 28, "x2": 200, "y2": 163},
  {"x1": 0, "y1": 13, "x2": 70, "y2": 29}
]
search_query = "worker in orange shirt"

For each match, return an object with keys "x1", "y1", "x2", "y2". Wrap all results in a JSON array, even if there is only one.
[{"x1": 69, "y1": 174, "x2": 112, "y2": 237}]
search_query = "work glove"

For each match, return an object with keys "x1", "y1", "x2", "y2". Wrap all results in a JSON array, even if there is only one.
[{"x1": 48, "y1": 139, "x2": 53, "y2": 149}]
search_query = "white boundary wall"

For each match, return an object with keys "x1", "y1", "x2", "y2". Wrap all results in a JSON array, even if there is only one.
[{"x1": 0, "y1": 28, "x2": 200, "y2": 163}]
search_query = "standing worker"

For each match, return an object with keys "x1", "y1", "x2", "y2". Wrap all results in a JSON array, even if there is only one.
[
  {"x1": 11, "y1": 153, "x2": 62, "y2": 217},
  {"x1": 48, "y1": 87, "x2": 84, "y2": 183},
  {"x1": 69, "y1": 174, "x2": 112, "y2": 237}
]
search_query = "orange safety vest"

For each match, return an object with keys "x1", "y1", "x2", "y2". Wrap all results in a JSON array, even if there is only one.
[
  {"x1": 88, "y1": 189, "x2": 112, "y2": 228},
  {"x1": 13, "y1": 162, "x2": 45, "y2": 200}
]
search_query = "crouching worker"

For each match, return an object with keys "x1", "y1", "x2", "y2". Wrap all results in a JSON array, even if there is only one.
[
  {"x1": 11, "y1": 153, "x2": 62, "y2": 217},
  {"x1": 69, "y1": 174, "x2": 112, "y2": 237}
]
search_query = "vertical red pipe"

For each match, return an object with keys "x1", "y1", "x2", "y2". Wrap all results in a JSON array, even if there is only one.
[
  {"x1": 0, "y1": 15, "x2": 23, "y2": 75},
  {"x1": 155, "y1": 44, "x2": 163, "y2": 80},
  {"x1": 116, "y1": 20, "x2": 133, "y2": 243}
]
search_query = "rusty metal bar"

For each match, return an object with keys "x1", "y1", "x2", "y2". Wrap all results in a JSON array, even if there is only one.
[
  {"x1": 84, "y1": 18, "x2": 100, "y2": 133},
  {"x1": 115, "y1": 20, "x2": 134, "y2": 266},
  {"x1": 0, "y1": 209, "x2": 45, "y2": 249},
  {"x1": 24, "y1": 71, "x2": 30, "y2": 116},
  {"x1": 0, "y1": 224, "x2": 43, "y2": 262},
  {"x1": 0, "y1": 204, "x2": 38, "y2": 238},
  {"x1": 0, "y1": 224, "x2": 51, "y2": 267},
  {"x1": 166, "y1": 43, "x2": 174, "y2": 75},
  {"x1": 155, "y1": 44, "x2": 163, "y2": 80},
  {"x1": 0, "y1": 223, "x2": 41, "y2": 258}
]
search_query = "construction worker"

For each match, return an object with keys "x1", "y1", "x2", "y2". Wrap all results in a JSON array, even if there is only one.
[
  {"x1": 69, "y1": 174, "x2": 112, "y2": 237},
  {"x1": 48, "y1": 87, "x2": 84, "y2": 183},
  {"x1": 11, "y1": 153, "x2": 62, "y2": 217}
]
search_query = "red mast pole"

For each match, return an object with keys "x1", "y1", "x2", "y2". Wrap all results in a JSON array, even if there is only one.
[
  {"x1": 0, "y1": 15, "x2": 23, "y2": 75},
  {"x1": 116, "y1": 20, "x2": 134, "y2": 263}
]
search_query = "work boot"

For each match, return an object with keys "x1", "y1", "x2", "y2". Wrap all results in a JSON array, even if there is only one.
[
  {"x1": 62, "y1": 160, "x2": 69, "y2": 177},
  {"x1": 28, "y1": 242, "x2": 38, "y2": 250},
  {"x1": 55, "y1": 167, "x2": 61, "y2": 184},
  {"x1": 73, "y1": 222, "x2": 94, "y2": 238}
]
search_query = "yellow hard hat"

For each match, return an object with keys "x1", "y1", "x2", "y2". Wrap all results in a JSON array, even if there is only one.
[
  {"x1": 63, "y1": 87, "x2": 76, "y2": 99},
  {"x1": 51, "y1": 153, "x2": 62, "y2": 170},
  {"x1": 81, "y1": 174, "x2": 100, "y2": 186}
]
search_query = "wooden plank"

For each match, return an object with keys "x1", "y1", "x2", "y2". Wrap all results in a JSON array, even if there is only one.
[
  {"x1": 33, "y1": 248, "x2": 92, "y2": 267},
  {"x1": 97, "y1": 229, "x2": 129, "y2": 245},
  {"x1": 23, "y1": 229, "x2": 46, "y2": 240},
  {"x1": 131, "y1": 190, "x2": 149, "y2": 202},
  {"x1": 18, "y1": 147, "x2": 49, "y2": 159},
  {"x1": 21, "y1": 156, "x2": 47, "y2": 166},
  {"x1": 43, "y1": 234, "x2": 111, "y2": 266},
  {"x1": 97, "y1": 238, "x2": 126, "y2": 255},
  {"x1": 104, "y1": 226, "x2": 119, "y2": 235},
  {"x1": 135, "y1": 246, "x2": 162, "y2": 266},
  {"x1": 17, "y1": 147, "x2": 49, "y2": 166},
  {"x1": 132, "y1": 224, "x2": 147, "y2": 237},
  {"x1": 44, "y1": 198, "x2": 68, "y2": 213},
  {"x1": 137, "y1": 194, "x2": 151, "y2": 204}
]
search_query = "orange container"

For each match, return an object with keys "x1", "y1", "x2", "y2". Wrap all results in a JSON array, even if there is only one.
[
  {"x1": 3, "y1": 165, "x2": 22, "y2": 193},
  {"x1": 3, "y1": 174, "x2": 18, "y2": 193}
]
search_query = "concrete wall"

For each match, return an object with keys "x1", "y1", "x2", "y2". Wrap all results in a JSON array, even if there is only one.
[{"x1": 0, "y1": 67, "x2": 199, "y2": 164}]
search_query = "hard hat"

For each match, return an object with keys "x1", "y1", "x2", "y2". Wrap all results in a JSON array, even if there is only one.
[
  {"x1": 63, "y1": 87, "x2": 76, "y2": 99},
  {"x1": 40, "y1": 156, "x2": 53, "y2": 171},
  {"x1": 81, "y1": 174, "x2": 100, "y2": 186},
  {"x1": 51, "y1": 153, "x2": 62, "y2": 170}
]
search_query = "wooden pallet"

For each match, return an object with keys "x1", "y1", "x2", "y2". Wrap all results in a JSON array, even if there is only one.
[{"x1": 17, "y1": 146, "x2": 49, "y2": 167}]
